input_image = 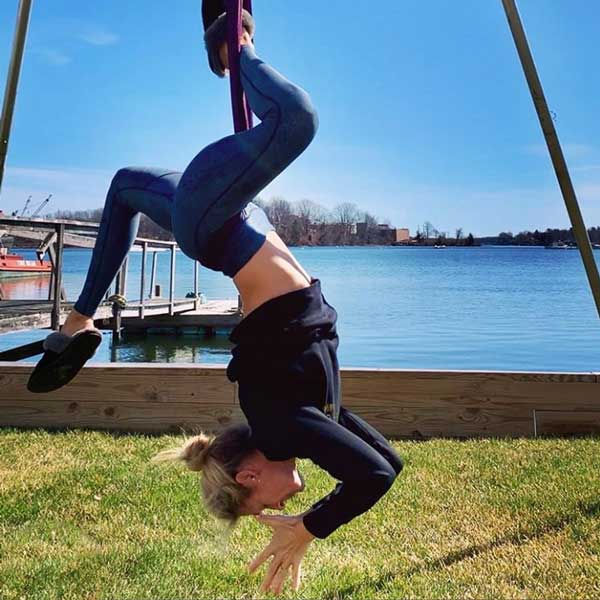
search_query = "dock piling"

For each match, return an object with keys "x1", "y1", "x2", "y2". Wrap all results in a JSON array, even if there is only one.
[
  {"x1": 120, "y1": 256, "x2": 129, "y2": 298},
  {"x1": 139, "y1": 242, "x2": 147, "y2": 319},
  {"x1": 169, "y1": 246, "x2": 176, "y2": 316},
  {"x1": 194, "y1": 260, "x2": 199, "y2": 309},
  {"x1": 149, "y1": 251, "x2": 158, "y2": 298},
  {"x1": 50, "y1": 224, "x2": 65, "y2": 330}
]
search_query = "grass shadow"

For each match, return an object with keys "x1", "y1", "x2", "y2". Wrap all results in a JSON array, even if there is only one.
[{"x1": 322, "y1": 498, "x2": 600, "y2": 599}]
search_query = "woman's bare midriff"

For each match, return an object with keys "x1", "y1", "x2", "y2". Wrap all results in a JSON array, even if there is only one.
[{"x1": 233, "y1": 230, "x2": 312, "y2": 317}]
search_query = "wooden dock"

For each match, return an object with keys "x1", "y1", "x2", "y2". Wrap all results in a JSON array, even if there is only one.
[
  {"x1": 113, "y1": 299, "x2": 241, "y2": 333},
  {"x1": 0, "y1": 364, "x2": 598, "y2": 438},
  {"x1": 0, "y1": 298, "x2": 241, "y2": 334},
  {"x1": 0, "y1": 215, "x2": 242, "y2": 335}
]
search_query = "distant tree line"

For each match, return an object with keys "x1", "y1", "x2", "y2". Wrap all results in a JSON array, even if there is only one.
[
  {"x1": 413, "y1": 221, "x2": 477, "y2": 246},
  {"x1": 480, "y1": 227, "x2": 600, "y2": 246},
  {"x1": 43, "y1": 208, "x2": 600, "y2": 249},
  {"x1": 48, "y1": 198, "x2": 402, "y2": 246},
  {"x1": 254, "y1": 197, "x2": 397, "y2": 246}
]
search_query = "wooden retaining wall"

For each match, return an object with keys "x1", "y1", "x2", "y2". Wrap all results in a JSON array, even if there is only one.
[{"x1": 0, "y1": 364, "x2": 599, "y2": 438}]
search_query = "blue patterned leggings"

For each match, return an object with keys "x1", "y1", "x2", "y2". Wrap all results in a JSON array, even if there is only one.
[{"x1": 74, "y1": 45, "x2": 318, "y2": 317}]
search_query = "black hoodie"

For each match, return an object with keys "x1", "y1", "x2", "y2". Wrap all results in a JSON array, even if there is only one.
[{"x1": 227, "y1": 278, "x2": 399, "y2": 538}]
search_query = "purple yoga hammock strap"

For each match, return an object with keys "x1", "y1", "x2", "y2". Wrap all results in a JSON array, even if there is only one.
[{"x1": 225, "y1": 0, "x2": 253, "y2": 133}]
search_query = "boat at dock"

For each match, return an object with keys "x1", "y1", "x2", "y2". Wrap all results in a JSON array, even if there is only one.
[{"x1": 0, "y1": 247, "x2": 51, "y2": 278}]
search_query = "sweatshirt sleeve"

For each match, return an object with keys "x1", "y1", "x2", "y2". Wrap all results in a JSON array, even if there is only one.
[{"x1": 284, "y1": 406, "x2": 399, "y2": 539}]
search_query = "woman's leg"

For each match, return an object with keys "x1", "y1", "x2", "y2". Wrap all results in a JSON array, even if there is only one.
[
  {"x1": 172, "y1": 44, "x2": 318, "y2": 268},
  {"x1": 63, "y1": 167, "x2": 181, "y2": 334}
]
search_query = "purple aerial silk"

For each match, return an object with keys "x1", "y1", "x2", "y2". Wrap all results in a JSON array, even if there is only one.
[{"x1": 225, "y1": 0, "x2": 253, "y2": 132}]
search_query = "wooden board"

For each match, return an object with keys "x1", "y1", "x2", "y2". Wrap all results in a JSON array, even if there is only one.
[
  {"x1": 534, "y1": 410, "x2": 600, "y2": 436},
  {"x1": 0, "y1": 364, "x2": 236, "y2": 433},
  {"x1": 0, "y1": 364, "x2": 598, "y2": 438},
  {"x1": 339, "y1": 369, "x2": 600, "y2": 438}
]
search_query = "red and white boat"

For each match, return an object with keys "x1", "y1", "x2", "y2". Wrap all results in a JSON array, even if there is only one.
[{"x1": 0, "y1": 247, "x2": 52, "y2": 278}]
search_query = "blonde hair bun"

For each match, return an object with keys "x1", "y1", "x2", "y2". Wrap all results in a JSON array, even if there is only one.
[
  {"x1": 151, "y1": 423, "x2": 255, "y2": 524},
  {"x1": 152, "y1": 432, "x2": 214, "y2": 472},
  {"x1": 181, "y1": 433, "x2": 213, "y2": 471}
]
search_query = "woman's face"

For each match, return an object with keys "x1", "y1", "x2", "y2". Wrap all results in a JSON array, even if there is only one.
[{"x1": 237, "y1": 457, "x2": 305, "y2": 515}]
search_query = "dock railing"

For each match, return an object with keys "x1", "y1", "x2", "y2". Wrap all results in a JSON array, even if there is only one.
[{"x1": 0, "y1": 215, "x2": 201, "y2": 330}]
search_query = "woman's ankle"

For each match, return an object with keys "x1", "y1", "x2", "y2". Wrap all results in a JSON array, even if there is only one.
[{"x1": 61, "y1": 310, "x2": 94, "y2": 336}]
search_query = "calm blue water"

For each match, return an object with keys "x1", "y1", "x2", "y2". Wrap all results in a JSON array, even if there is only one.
[{"x1": 2, "y1": 246, "x2": 600, "y2": 372}]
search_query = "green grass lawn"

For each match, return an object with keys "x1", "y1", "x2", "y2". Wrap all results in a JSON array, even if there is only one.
[{"x1": 1, "y1": 429, "x2": 599, "y2": 600}]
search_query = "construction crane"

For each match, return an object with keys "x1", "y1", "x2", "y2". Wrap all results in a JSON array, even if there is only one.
[
  {"x1": 20, "y1": 195, "x2": 32, "y2": 216},
  {"x1": 30, "y1": 194, "x2": 51, "y2": 218}
]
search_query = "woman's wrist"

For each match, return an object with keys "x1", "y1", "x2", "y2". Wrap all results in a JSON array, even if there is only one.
[{"x1": 297, "y1": 515, "x2": 316, "y2": 542}]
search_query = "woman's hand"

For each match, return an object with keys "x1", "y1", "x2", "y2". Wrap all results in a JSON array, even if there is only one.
[{"x1": 249, "y1": 513, "x2": 316, "y2": 595}]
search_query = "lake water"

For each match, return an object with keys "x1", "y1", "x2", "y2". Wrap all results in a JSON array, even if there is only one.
[{"x1": 2, "y1": 246, "x2": 600, "y2": 372}]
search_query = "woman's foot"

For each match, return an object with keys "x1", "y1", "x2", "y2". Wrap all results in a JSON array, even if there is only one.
[
  {"x1": 61, "y1": 309, "x2": 95, "y2": 337},
  {"x1": 27, "y1": 309, "x2": 102, "y2": 393},
  {"x1": 219, "y1": 30, "x2": 254, "y2": 72},
  {"x1": 28, "y1": 326, "x2": 103, "y2": 393}
]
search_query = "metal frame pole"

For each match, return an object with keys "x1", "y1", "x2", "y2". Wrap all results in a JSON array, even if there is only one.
[
  {"x1": 0, "y1": 0, "x2": 33, "y2": 196},
  {"x1": 501, "y1": 0, "x2": 600, "y2": 318}
]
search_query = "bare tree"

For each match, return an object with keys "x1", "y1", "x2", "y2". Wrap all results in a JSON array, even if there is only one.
[
  {"x1": 331, "y1": 202, "x2": 360, "y2": 245},
  {"x1": 333, "y1": 202, "x2": 360, "y2": 226},
  {"x1": 265, "y1": 196, "x2": 293, "y2": 231},
  {"x1": 455, "y1": 227, "x2": 463, "y2": 241},
  {"x1": 295, "y1": 198, "x2": 329, "y2": 226},
  {"x1": 422, "y1": 221, "x2": 438, "y2": 239},
  {"x1": 358, "y1": 211, "x2": 379, "y2": 244}
]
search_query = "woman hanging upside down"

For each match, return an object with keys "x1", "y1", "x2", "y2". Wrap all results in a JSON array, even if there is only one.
[{"x1": 29, "y1": 6, "x2": 403, "y2": 594}]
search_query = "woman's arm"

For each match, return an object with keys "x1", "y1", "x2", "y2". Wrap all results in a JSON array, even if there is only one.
[
  {"x1": 247, "y1": 407, "x2": 400, "y2": 593},
  {"x1": 284, "y1": 406, "x2": 401, "y2": 539}
]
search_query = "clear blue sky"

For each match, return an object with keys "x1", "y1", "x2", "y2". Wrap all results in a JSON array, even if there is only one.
[{"x1": 1, "y1": 0, "x2": 599, "y2": 236}]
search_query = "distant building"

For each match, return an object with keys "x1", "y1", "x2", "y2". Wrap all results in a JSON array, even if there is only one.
[
  {"x1": 394, "y1": 228, "x2": 410, "y2": 243},
  {"x1": 355, "y1": 222, "x2": 410, "y2": 244}
]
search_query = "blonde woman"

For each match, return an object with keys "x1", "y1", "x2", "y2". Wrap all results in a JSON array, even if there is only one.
[{"x1": 30, "y1": 5, "x2": 403, "y2": 594}]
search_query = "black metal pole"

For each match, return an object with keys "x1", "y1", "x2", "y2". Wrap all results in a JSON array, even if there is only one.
[
  {"x1": 501, "y1": 0, "x2": 600, "y2": 318},
  {"x1": 0, "y1": 0, "x2": 33, "y2": 196}
]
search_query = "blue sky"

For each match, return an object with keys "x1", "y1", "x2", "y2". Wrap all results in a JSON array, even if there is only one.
[{"x1": 0, "y1": 0, "x2": 599, "y2": 236}]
